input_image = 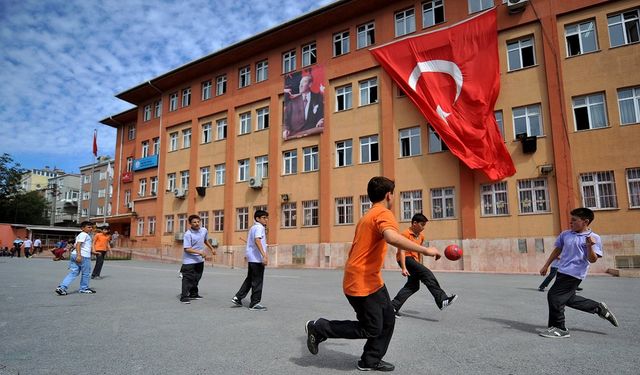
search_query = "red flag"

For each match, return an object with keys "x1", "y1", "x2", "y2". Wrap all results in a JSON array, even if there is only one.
[
  {"x1": 370, "y1": 9, "x2": 515, "y2": 181},
  {"x1": 92, "y1": 130, "x2": 98, "y2": 157}
]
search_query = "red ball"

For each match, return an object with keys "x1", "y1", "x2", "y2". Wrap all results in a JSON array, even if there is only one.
[{"x1": 444, "y1": 244, "x2": 463, "y2": 261}]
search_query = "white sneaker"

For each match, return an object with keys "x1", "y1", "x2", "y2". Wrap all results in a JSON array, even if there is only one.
[
  {"x1": 440, "y1": 295, "x2": 458, "y2": 310},
  {"x1": 539, "y1": 327, "x2": 570, "y2": 338}
]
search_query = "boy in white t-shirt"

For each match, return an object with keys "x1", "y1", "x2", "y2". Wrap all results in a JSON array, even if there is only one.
[{"x1": 55, "y1": 222, "x2": 95, "y2": 295}]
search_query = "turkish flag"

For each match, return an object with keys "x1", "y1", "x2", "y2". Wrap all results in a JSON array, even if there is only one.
[
  {"x1": 92, "y1": 130, "x2": 98, "y2": 157},
  {"x1": 370, "y1": 9, "x2": 515, "y2": 181}
]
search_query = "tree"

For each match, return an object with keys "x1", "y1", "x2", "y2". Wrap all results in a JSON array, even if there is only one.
[
  {"x1": 0, "y1": 153, "x2": 48, "y2": 224},
  {"x1": 0, "y1": 153, "x2": 24, "y2": 200}
]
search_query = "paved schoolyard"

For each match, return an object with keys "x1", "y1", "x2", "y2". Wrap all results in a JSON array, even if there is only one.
[{"x1": 0, "y1": 257, "x2": 638, "y2": 375}]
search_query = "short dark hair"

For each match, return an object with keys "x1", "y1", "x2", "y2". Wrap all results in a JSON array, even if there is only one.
[
  {"x1": 367, "y1": 176, "x2": 395, "y2": 203},
  {"x1": 571, "y1": 207, "x2": 595, "y2": 224},
  {"x1": 80, "y1": 221, "x2": 93, "y2": 228},
  {"x1": 188, "y1": 214, "x2": 200, "y2": 223},
  {"x1": 254, "y1": 210, "x2": 269, "y2": 220},
  {"x1": 411, "y1": 213, "x2": 428, "y2": 224}
]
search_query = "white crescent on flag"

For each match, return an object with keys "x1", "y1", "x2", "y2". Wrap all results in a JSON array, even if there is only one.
[{"x1": 408, "y1": 60, "x2": 463, "y2": 122}]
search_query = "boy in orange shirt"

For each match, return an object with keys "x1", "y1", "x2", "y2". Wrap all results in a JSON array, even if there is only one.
[
  {"x1": 305, "y1": 177, "x2": 442, "y2": 372},
  {"x1": 91, "y1": 227, "x2": 111, "y2": 279},
  {"x1": 391, "y1": 213, "x2": 457, "y2": 317}
]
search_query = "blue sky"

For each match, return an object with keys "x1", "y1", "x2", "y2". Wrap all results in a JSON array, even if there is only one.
[{"x1": 0, "y1": 0, "x2": 333, "y2": 173}]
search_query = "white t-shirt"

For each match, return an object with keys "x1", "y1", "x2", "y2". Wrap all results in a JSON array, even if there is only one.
[
  {"x1": 71, "y1": 232, "x2": 93, "y2": 257},
  {"x1": 245, "y1": 222, "x2": 266, "y2": 263},
  {"x1": 23, "y1": 239, "x2": 32, "y2": 248},
  {"x1": 34, "y1": 239, "x2": 41, "y2": 247}
]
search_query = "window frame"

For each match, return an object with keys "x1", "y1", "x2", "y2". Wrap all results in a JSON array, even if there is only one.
[
  {"x1": 256, "y1": 60, "x2": 268, "y2": 82},
  {"x1": 239, "y1": 112, "x2": 251, "y2": 135},
  {"x1": 517, "y1": 178, "x2": 550, "y2": 214},
  {"x1": 238, "y1": 159, "x2": 249, "y2": 182},
  {"x1": 201, "y1": 80, "x2": 212, "y2": 101},
  {"x1": 357, "y1": 22, "x2": 375, "y2": 49},
  {"x1": 256, "y1": 107, "x2": 269, "y2": 130},
  {"x1": 181, "y1": 87, "x2": 191, "y2": 108},
  {"x1": 335, "y1": 196, "x2": 354, "y2": 225},
  {"x1": 216, "y1": 74, "x2": 227, "y2": 96},
  {"x1": 303, "y1": 146, "x2": 319, "y2": 172},
  {"x1": 215, "y1": 164, "x2": 225, "y2": 185},
  {"x1": 617, "y1": 86, "x2": 640, "y2": 125},
  {"x1": 216, "y1": 118, "x2": 227, "y2": 140},
  {"x1": 200, "y1": 166, "x2": 210, "y2": 187},
  {"x1": 202, "y1": 123, "x2": 212, "y2": 144},
  {"x1": 282, "y1": 50, "x2": 296, "y2": 73},
  {"x1": 512, "y1": 103, "x2": 543, "y2": 138},
  {"x1": 626, "y1": 167, "x2": 640, "y2": 208},
  {"x1": 507, "y1": 37, "x2": 536, "y2": 71},
  {"x1": 481, "y1": 181, "x2": 509, "y2": 216},
  {"x1": 336, "y1": 84, "x2": 353, "y2": 111},
  {"x1": 239, "y1": 66, "x2": 251, "y2": 88},
  {"x1": 399, "y1": 127, "x2": 422, "y2": 157},
  {"x1": 359, "y1": 78, "x2": 378, "y2": 106},
  {"x1": 572, "y1": 92, "x2": 608, "y2": 131},
  {"x1": 580, "y1": 171, "x2": 618, "y2": 209},
  {"x1": 335, "y1": 139, "x2": 353, "y2": 167},
  {"x1": 431, "y1": 187, "x2": 456, "y2": 219},
  {"x1": 422, "y1": 0, "x2": 445, "y2": 28},
  {"x1": 360, "y1": 135, "x2": 379, "y2": 163},
  {"x1": 565, "y1": 20, "x2": 598, "y2": 57},
  {"x1": 333, "y1": 30, "x2": 350, "y2": 57},
  {"x1": 302, "y1": 42, "x2": 317, "y2": 67},
  {"x1": 608, "y1": 9, "x2": 640, "y2": 47},
  {"x1": 283, "y1": 150, "x2": 298, "y2": 175},
  {"x1": 400, "y1": 190, "x2": 423, "y2": 221},
  {"x1": 395, "y1": 8, "x2": 416, "y2": 37},
  {"x1": 302, "y1": 200, "x2": 319, "y2": 227},
  {"x1": 281, "y1": 202, "x2": 297, "y2": 228}
]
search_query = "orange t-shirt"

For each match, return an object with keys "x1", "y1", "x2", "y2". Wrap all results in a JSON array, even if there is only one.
[
  {"x1": 93, "y1": 233, "x2": 110, "y2": 252},
  {"x1": 343, "y1": 203, "x2": 399, "y2": 297},
  {"x1": 395, "y1": 228, "x2": 423, "y2": 262}
]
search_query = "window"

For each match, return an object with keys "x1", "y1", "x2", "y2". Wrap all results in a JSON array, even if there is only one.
[
  {"x1": 239, "y1": 66, "x2": 250, "y2": 88},
  {"x1": 126, "y1": 157, "x2": 133, "y2": 172},
  {"x1": 618, "y1": 86, "x2": 640, "y2": 125},
  {"x1": 165, "y1": 215, "x2": 174, "y2": 233},
  {"x1": 359, "y1": 78, "x2": 378, "y2": 106},
  {"x1": 513, "y1": 104, "x2": 543, "y2": 137},
  {"x1": 239, "y1": 112, "x2": 251, "y2": 135},
  {"x1": 518, "y1": 178, "x2": 550, "y2": 214},
  {"x1": 237, "y1": 207, "x2": 249, "y2": 231},
  {"x1": 481, "y1": 182, "x2": 509, "y2": 216},
  {"x1": 181, "y1": 88, "x2": 191, "y2": 108},
  {"x1": 282, "y1": 202, "x2": 297, "y2": 228},
  {"x1": 282, "y1": 50, "x2": 296, "y2": 73},
  {"x1": 83, "y1": 191, "x2": 90, "y2": 201},
  {"x1": 399, "y1": 127, "x2": 421, "y2": 157},
  {"x1": 255, "y1": 155, "x2": 268, "y2": 179},
  {"x1": 336, "y1": 85, "x2": 353, "y2": 111},
  {"x1": 608, "y1": 9, "x2": 640, "y2": 47},
  {"x1": 169, "y1": 132, "x2": 178, "y2": 151},
  {"x1": 360, "y1": 195, "x2": 372, "y2": 217},
  {"x1": 141, "y1": 141, "x2": 149, "y2": 157},
  {"x1": 580, "y1": 171, "x2": 618, "y2": 209},
  {"x1": 573, "y1": 93, "x2": 607, "y2": 131},
  {"x1": 213, "y1": 210, "x2": 224, "y2": 232},
  {"x1": 82, "y1": 208, "x2": 88, "y2": 216},
  {"x1": 216, "y1": 118, "x2": 227, "y2": 140},
  {"x1": 167, "y1": 173, "x2": 176, "y2": 191},
  {"x1": 333, "y1": 31, "x2": 350, "y2": 56},
  {"x1": 128, "y1": 125, "x2": 136, "y2": 140},
  {"x1": 215, "y1": 164, "x2": 225, "y2": 185},
  {"x1": 256, "y1": 60, "x2": 268, "y2": 82},
  {"x1": 152, "y1": 137, "x2": 160, "y2": 155},
  {"x1": 302, "y1": 42, "x2": 317, "y2": 66},
  {"x1": 395, "y1": 8, "x2": 416, "y2": 37},
  {"x1": 136, "y1": 218, "x2": 144, "y2": 236},
  {"x1": 336, "y1": 139, "x2": 353, "y2": 167},
  {"x1": 360, "y1": 135, "x2": 379, "y2": 163},
  {"x1": 83, "y1": 174, "x2": 91, "y2": 184},
  {"x1": 216, "y1": 74, "x2": 227, "y2": 96},
  {"x1": 357, "y1": 22, "x2": 375, "y2": 48},
  {"x1": 335, "y1": 196, "x2": 354, "y2": 225},
  {"x1": 182, "y1": 128, "x2": 192, "y2": 148},
  {"x1": 180, "y1": 170, "x2": 189, "y2": 189},
  {"x1": 124, "y1": 190, "x2": 131, "y2": 204},
  {"x1": 302, "y1": 200, "x2": 318, "y2": 226},
  {"x1": 139, "y1": 178, "x2": 147, "y2": 197},
  {"x1": 238, "y1": 159, "x2": 249, "y2": 182},
  {"x1": 431, "y1": 187, "x2": 455, "y2": 219},
  {"x1": 99, "y1": 171, "x2": 106, "y2": 181},
  {"x1": 627, "y1": 168, "x2": 640, "y2": 207},
  {"x1": 400, "y1": 190, "x2": 423, "y2": 221},
  {"x1": 98, "y1": 189, "x2": 106, "y2": 198},
  {"x1": 303, "y1": 146, "x2": 319, "y2": 172},
  {"x1": 507, "y1": 37, "x2": 536, "y2": 71},
  {"x1": 283, "y1": 150, "x2": 297, "y2": 175},
  {"x1": 198, "y1": 211, "x2": 209, "y2": 230},
  {"x1": 148, "y1": 217, "x2": 156, "y2": 235},
  {"x1": 565, "y1": 20, "x2": 597, "y2": 56},
  {"x1": 150, "y1": 176, "x2": 158, "y2": 195},
  {"x1": 494, "y1": 110, "x2": 505, "y2": 140},
  {"x1": 256, "y1": 107, "x2": 269, "y2": 130},
  {"x1": 200, "y1": 167, "x2": 210, "y2": 187},
  {"x1": 169, "y1": 92, "x2": 178, "y2": 111},
  {"x1": 468, "y1": 0, "x2": 492, "y2": 13},
  {"x1": 423, "y1": 0, "x2": 445, "y2": 28},
  {"x1": 201, "y1": 80, "x2": 212, "y2": 100},
  {"x1": 154, "y1": 100, "x2": 162, "y2": 118},
  {"x1": 178, "y1": 214, "x2": 187, "y2": 233},
  {"x1": 143, "y1": 105, "x2": 151, "y2": 121},
  {"x1": 202, "y1": 123, "x2": 212, "y2": 143}
]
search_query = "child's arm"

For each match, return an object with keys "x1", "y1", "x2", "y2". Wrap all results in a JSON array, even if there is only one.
[
  {"x1": 384, "y1": 230, "x2": 441, "y2": 260},
  {"x1": 398, "y1": 250, "x2": 409, "y2": 276},
  {"x1": 255, "y1": 237, "x2": 268, "y2": 265},
  {"x1": 586, "y1": 236, "x2": 598, "y2": 263},
  {"x1": 540, "y1": 247, "x2": 562, "y2": 275}
]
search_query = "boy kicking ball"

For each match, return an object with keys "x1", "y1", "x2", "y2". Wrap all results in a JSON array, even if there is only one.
[{"x1": 539, "y1": 208, "x2": 618, "y2": 338}]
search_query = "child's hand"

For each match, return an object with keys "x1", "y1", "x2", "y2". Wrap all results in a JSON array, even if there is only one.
[
  {"x1": 540, "y1": 266, "x2": 547, "y2": 276},
  {"x1": 401, "y1": 268, "x2": 410, "y2": 277}
]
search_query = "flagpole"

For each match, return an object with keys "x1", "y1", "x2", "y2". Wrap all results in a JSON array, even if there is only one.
[
  {"x1": 103, "y1": 160, "x2": 112, "y2": 224},
  {"x1": 89, "y1": 129, "x2": 98, "y2": 224}
]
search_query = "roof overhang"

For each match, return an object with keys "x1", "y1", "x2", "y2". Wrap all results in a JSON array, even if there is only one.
[{"x1": 99, "y1": 107, "x2": 138, "y2": 128}]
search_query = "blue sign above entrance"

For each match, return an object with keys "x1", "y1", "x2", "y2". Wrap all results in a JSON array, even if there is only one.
[{"x1": 133, "y1": 155, "x2": 159, "y2": 171}]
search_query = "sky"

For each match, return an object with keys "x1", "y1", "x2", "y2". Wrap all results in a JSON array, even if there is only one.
[{"x1": 0, "y1": 0, "x2": 334, "y2": 174}]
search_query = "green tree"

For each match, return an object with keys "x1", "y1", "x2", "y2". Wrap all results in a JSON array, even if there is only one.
[
  {"x1": 0, "y1": 153, "x2": 48, "y2": 224},
  {"x1": 0, "y1": 153, "x2": 24, "y2": 200}
]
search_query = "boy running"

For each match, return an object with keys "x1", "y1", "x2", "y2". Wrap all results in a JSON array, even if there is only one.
[
  {"x1": 55, "y1": 222, "x2": 95, "y2": 295},
  {"x1": 179, "y1": 215, "x2": 216, "y2": 304}
]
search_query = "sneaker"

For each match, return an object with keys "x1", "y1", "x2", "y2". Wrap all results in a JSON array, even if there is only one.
[
  {"x1": 597, "y1": 302, "x2": 619, "y2": 327},
  {"x1": 55, "y1": 287, "x2": 67, "y2": 296},
  {"x1": 249, "y1": 303, "x2": 267, "y2": 311},
  {"x1": 189, "y1": 295, "x2": 204, "y2": 300},
  {"x1": 357, "y1": 360, "x2": 395, "y2": 372},
  {"x1": 305, "y1": 320, "x2": 324, "y2": 355},
  {"x1": 231, "y1": 296, "x2": 242, "y2": 307},
  {"x1": 91, "y1": 275, "x2": 95, "y2": 279},
  {"x1": 393, "y1": 308, "x2": 401, "y2": 319},
  {"x1": 538, "y1": 287, "x2": 545, "y2": 292},
  {"x1": 539, "y1": 327, "x2": 570, "y2": 338},
  {"x1": 178, "y1": 272, "x2": 183, "y2": 279},
  {"x1": 439, "y1": 294, "x2": 458, "y2": 311},
  {"x1": 79, "y1": 288, "x2": 96, "y2": 294},
  {"x1": 180, "y1": 297, "x2": 191, "y2": 304},
  {"x1": 576, "y1": 287, "x2": 583, "y2": 291}
]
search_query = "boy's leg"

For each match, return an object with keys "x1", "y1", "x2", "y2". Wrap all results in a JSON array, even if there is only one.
[
  {"x1": 189, "y1": 262, "x2": 205, "y2": 297},
  {"x1": 538, "y1": 267, "x2": 558, "y2": 290},
  {"x1": 92, "y1": 252, "x2": 104, "y2": 277},
  {"x1": 408, "y1": 258, "x2": 448, "y2": 308},
  {"x1": 235, "y1": 264, "x2": 254, "y2": 300},
  {"x1": 180, "y1": 264, "x2": 196, "y2": 299},
  {"x1": 59, "y1": 259, "x2": 81, "y2": 290},
  {"x1": 249, "y1": 262, "x2": 265, "y2": 307},
  {"x1": 391, "y1": 270, "x2": 420, "y2": 312},
  {"x1": 79, "y1": 257, "x2": 92, "y2": 291},
  {"x1": 547, "y1": 273, "x2": 581, "y2": 330}
]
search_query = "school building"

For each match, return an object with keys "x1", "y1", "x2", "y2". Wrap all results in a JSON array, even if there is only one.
[{"x1": 100, "y1": 0, "x2": 640, "y2": 274}]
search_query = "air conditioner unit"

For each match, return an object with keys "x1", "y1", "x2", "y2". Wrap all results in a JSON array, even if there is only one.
[
  {"x1": 506, "y1": 0, "x2": 528, "y2": 13},
  {"x1": 126, "y1": 202, "x2": 133, "y2": 209},
  {"x1": 248, "y1": 176, "x2": 262, "y2": 189},
  {"x1": 174, "y1": 232, "x2": 184, "y2": 241},
  {"x1": 173, "y1": 188, "x2": 186, "y2": 198}
]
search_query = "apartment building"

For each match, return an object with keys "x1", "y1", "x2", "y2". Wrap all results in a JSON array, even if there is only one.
[
  {"x1": 100, "y1": 0, "x2": 640, "y2": 273},
  {"x1": 78, "y1": 157, "x2": 115, "y2": 223}
]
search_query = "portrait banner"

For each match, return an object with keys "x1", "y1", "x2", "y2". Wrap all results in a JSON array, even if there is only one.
[{"x1": 282, "y1": 66, "x2": 325, "y2": 140}]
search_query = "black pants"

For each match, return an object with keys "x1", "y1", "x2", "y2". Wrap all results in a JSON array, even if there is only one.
[
  {"x1": 180, "y1": 262, "x2": 204, "y2": 298},
  {"x1": 92, "y1": 252, "x2": 107, "y2": 277},
  {"x1": 538, "y1": 266, "x2": 558, "y2": 289},
  {"x1": 547, "y1": 272, "x2": 600, "y2": 330},
  {"x1": 12, "y1": 245, "x2": 20, "y2": 257},
  {"x1": 391, "y1": 257, "x2": 448, "y2": 311},
  {"x1": 314, "y1": 285, "x2": 395, "y2": 366},
  {"x1": 235, "y1": 262, "x2": 265, "y2": 307},
  {"x1": 24, "y1": 247, "x2": 31, "y2": 257}
]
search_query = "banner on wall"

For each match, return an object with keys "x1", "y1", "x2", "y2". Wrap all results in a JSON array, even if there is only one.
[{"x1": 282, "y1": 66, "x2": 325, "y2": 140}]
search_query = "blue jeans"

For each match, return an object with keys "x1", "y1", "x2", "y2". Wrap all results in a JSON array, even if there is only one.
[{"x1": 59, "y1": 256, "x2": 92, "y2": 291}]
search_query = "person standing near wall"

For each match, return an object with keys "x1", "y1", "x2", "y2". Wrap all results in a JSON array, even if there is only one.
[{"x1": 91, "y1": 227, "x2": 111, "y2": 279}]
